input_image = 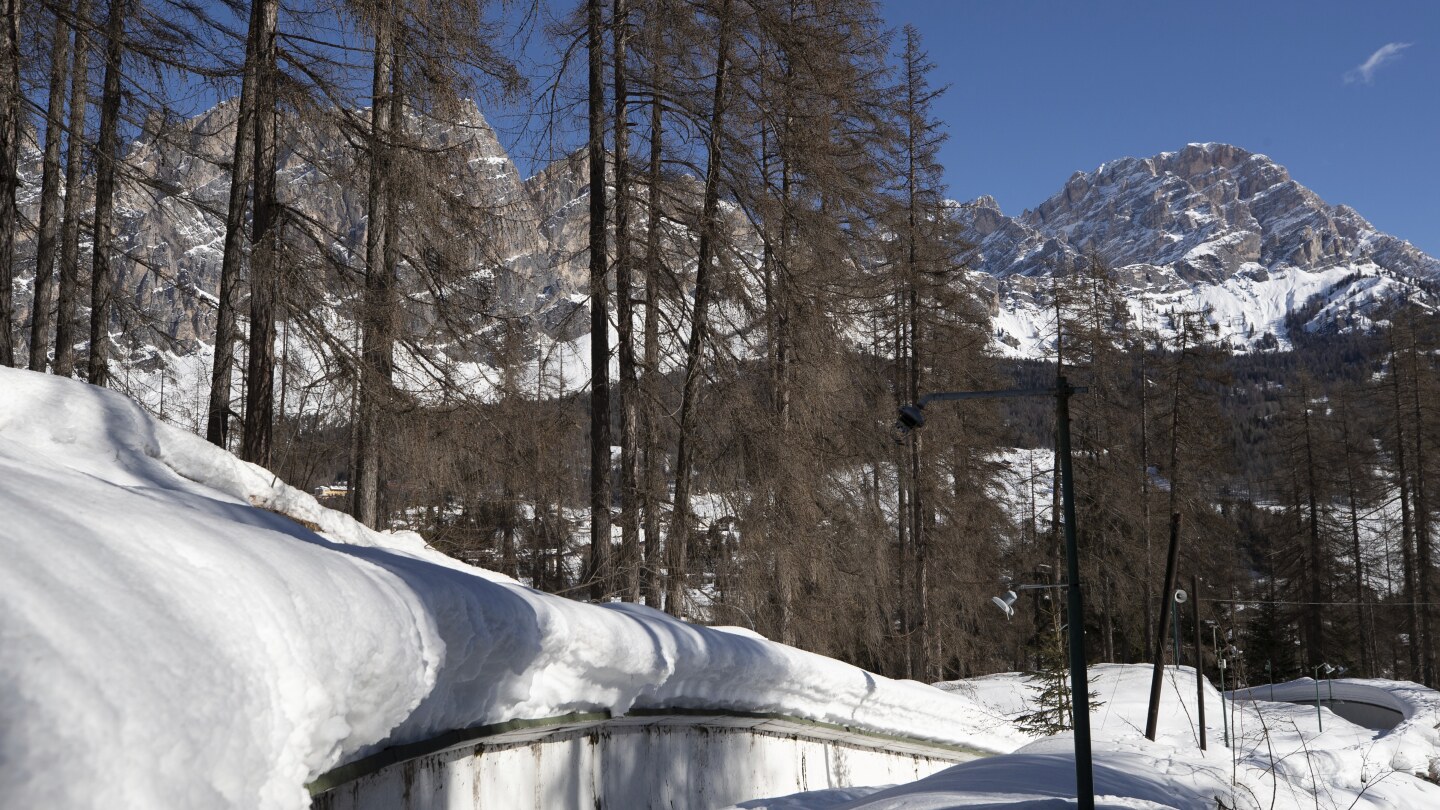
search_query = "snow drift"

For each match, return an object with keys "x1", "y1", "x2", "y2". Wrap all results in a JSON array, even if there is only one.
[
  {"x1": 0, "y1": 368, "x2": 1011, "y2": 810},
  {"x1": 735, "y1": 664, "x2": 1440, "y2": 809}
]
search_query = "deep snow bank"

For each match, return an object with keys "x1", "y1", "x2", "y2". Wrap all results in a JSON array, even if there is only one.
[
  {"x1": 1227, "y1": 676, "x2": 1440, "y2": 774},
  {"x1": 0, "y1": 369, "x2": 1011, "y2": 810},
  {"x1": 735, "y1": 664, "x2": 1440, "y2": 808}
]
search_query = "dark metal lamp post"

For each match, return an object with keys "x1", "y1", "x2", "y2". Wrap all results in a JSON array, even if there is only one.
[
  {"x1": 1206, "y1": 620, "x2": 1234, "y2": 747},
  {"x1": 897, "y1": 377, "x2": 1093, "y2": 810}
]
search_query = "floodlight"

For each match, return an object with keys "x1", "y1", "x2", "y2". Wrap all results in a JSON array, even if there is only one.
[
  {"x1": 896, "y1": 405, "x2": 926, "y2": 431},
  {"x1": 991, "y1": 590, "x2": 1018, "y2": 619}
]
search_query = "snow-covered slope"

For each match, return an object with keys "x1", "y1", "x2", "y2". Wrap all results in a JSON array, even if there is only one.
[
  {"x1": 8, "y1": 373, "x2": 1440, "y2": 809},
  {"x1": 734, "y1": 664, "x2": 1440, "y2": 809},
  {"x1": 0, "y1": 367, "x2": 1017, "y2": 810}
]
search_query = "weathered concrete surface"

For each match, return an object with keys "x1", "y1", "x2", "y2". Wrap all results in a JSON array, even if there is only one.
[{"x1": 310, "y1": 712, "x2": 983, "y2": 810}]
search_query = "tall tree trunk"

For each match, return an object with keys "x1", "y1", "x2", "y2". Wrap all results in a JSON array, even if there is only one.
[
  {"x1": 903, "y1": 36, "x2": 926, "y2": 678},
  {"x1": 354, "y1": 7, "x2": 400, "y2": 527},
  {"x1": 0, "y1": 0, "x2": 19, "y2": 366},
  {"x1": 894, "y1": 291, "x2": 910, "y2": 677},
  {"x1": 1301, "y1": 391, "x2": 1325, "y2": 663},
  {"x1": 772, "y1": 72, "x2": 791, "y2": 430},
  {"x1": 28, "y1": 1, "x2": 75, "y2": 371},
  {"x1": 613, "y1": 0, "x2": 640, "y2": 602},
  {"x1": 87, "y1": 0, "x2": 130, "y2": 386},
  {"x1": 765, "y1": 35, "x2": 797, "y2": 646},
  {"x1": 1411, "y1": 341, "x2": 1435, "y2": 686},
  {"x1": 666, "y1": 0, "x2": 732, "y2": 616},
  {"x1": 907, "y1": 312, "x2": 926, "y2": 677},
  {"x1": 53, "y1": 0, "x2": 91, "y2": 377},
  {"x1": 1340, "y1": 406, "x2": 1371, "y2": 675},
  {"x1": 241, "y1": 0, "x2": 279, "y2": 465},
  {"x1": 501, "y1": 480, "x2": 518, "y2": 578},
  {"x1": 585, "y1": 0, "x2": 613, "y2": 601},
  {"x1": 206, "y1": 0, "x2": 262, "y2": 447},
  {"x1": 1391, "y1": 341, "x2": 1421, "y2": 679},
  {"x1": 639, "y1": 70, "x2": 663, "y2": 608}
]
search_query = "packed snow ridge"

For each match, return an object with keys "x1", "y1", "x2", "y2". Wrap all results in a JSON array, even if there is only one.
[
  {"x1": 736, "y1": 665, "x2": 1440, "y2": 809},
  {"x1": 0, "y1": 367, "x2": 1011, "y2": 810},
  {"x1": 7, "y1": 368, "x2": 1440, "y2": 809}
]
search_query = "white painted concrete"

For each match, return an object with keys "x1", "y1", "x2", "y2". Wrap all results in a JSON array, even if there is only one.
[
  {"x1": 1228, "y1": 678, "x2": 1408, "y2": 730},
  {"x1": 311, "y1": 714, "x2": 981, "y2": 810}
]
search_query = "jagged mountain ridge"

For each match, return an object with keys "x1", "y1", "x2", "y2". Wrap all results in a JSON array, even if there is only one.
[
  {"x1": 13, "y1": 99, "x2": 585, "y2": 353},
  {"x1": 8, "y1": 100, "x2": 613, "y2": 427},
  {"x1": 956, "y1": 142, "x2": 1439, "y2": 355},
  {"x1": 12, "y1": 109, "x2": 1439, "y2": 396}
]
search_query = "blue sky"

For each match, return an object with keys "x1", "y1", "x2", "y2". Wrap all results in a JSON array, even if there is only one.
[
  {"x1": 877, "y1": 1, "x2": 1439, "y2": 256},
  {"x1": 165, "y1": 1, "x2": 1437, "y2": 256}
]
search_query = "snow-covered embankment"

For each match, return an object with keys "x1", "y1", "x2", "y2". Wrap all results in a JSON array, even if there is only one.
[{"x1": 0, "y1": 368, "x2": 1011, "y2": 809}]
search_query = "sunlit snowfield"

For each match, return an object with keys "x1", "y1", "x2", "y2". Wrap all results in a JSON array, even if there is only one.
[{"x1": 3, "y1": 366, "x2": 1439, "y2": 809}]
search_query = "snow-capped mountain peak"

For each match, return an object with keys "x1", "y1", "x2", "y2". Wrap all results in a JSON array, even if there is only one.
[{"x1": 959, "y1": 143, "x2": 1439, "y2": 356}]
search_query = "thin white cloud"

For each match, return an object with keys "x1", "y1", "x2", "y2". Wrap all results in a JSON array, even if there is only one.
[{"x1": 1345, "y1": 42, "x2": 1412, "y2": 85}]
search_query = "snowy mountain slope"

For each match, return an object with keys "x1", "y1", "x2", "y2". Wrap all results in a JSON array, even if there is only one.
[
  {"x1": 0, "y1": 367, "x2": 1021, "y2": 810},
  {"x1": 958, "y1": 143, "x2": 1440, "y2": 356}
]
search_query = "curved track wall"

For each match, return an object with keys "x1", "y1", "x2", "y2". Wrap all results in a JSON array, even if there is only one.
[{"x1": 310, "y1": 711, "x2": 984, "y2": 810}]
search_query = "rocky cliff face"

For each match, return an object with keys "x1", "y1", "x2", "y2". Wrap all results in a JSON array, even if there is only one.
[
  {"x1": 11, "y1": 115, "x2": 1439, "y2": 388},
  {"x1": 955, "y1": 143, "x2": 1439, "y2": 355},
  {"x1": 12, "y1": 100, "x2": 579, "y2": 355}
]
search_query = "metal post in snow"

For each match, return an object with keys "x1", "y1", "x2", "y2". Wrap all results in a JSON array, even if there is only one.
[
  {"x1": 1193, "y1": 573, "x2": 1205, "y2": 751},
  {"x1": 1173, "y1": 602, "x2": 1182, "y2": 666},
  {"x1": 896, "y1": 379, "x2": 1093, "y2": 810},
  {"x1": 1208, "y1": 622, "x2": 1230, "y2": 747},
  {"x1": 1220, "y1": 656, "x2": 1229, "y2": 746}
]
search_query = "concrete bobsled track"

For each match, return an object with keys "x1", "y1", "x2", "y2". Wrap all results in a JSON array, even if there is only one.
[
  {"x1": 1228, "y1": 678, "x2": 1406, "y2": 731},
  {"x1": 309, "y1": 710, "x2": 985, "y2": 810}
]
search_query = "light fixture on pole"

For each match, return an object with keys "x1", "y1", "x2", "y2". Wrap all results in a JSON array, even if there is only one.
[
  {"x1": 895, "y1": 404, "x2": 926, "y2": 434},
  {"x1": 899, "y1": 378, "x2": 1093, "y2": 810},
  {"x1": 991, "y1": 583, "x2": 1069, "y2": 620},
  {"x1": 992, "y1": 590, "x2": 1018, "y2": 619}
]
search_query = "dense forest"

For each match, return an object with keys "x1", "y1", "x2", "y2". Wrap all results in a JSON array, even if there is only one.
[{"x1": 2, "y1": 0, "x2": 1439, "y2": 694}]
